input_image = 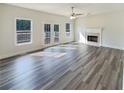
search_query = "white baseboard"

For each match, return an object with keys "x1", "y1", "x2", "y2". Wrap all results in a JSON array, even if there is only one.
[
  {"x1": 102, "y1": 44, "x2": 124, "y2": 50},
  {"x1": 76, "y1": 41, "x2": 124, "y2": 50}
]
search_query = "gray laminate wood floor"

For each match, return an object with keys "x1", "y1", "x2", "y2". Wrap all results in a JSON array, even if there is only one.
[{"x1": 0, "y1": 43, "x2": 124, "y2": 90}]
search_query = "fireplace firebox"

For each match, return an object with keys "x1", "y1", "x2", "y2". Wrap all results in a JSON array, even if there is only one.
[{"x1": 87, "y1": 35, "x2": 98, "y2": 42}]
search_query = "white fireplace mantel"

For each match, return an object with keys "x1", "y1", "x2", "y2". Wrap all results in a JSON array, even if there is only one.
[{"x1": 85, "y1": 27, "x2": 102, "y2": 47}]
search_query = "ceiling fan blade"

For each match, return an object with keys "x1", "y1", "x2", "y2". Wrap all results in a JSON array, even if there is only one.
[
  {"x1": 75, "y1": 14, "x2": 84, "y2": 16},
  {"x1": 70, "y1": 7, "x2": 84, "y2": 19}
]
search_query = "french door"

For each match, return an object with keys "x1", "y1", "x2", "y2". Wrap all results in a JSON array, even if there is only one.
[{"x1": 44, "y1": 23, "x2": 60, "y2": 47}]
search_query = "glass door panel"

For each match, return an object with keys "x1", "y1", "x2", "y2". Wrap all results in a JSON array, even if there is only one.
[
  {"x1": 44, "y1": 24, "x2": 51, "y2": 44},
  {"x1": 54, "y1": 24, "x2": 59, "y2": 43}
]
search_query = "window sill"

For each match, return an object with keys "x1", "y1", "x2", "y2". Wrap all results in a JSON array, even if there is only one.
[{"x1": 15, "y1": 42, "x2": 32, "y2": 46}]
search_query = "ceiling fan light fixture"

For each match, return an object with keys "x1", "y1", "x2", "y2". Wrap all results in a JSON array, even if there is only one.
[
  {"x1": 70, "y1": 6, "x2": 82, "y2": 20},
  {"x1": 70, "y1": 15, "x2": 76, "y2": 19}
]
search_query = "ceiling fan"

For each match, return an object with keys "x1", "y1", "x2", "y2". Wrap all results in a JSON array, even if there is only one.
[{"x1": 70, "y1": 7, "x2": 83, "y2": 19}]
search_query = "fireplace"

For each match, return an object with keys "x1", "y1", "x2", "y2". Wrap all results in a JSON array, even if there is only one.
[
  {"x1": 85, "y1": 28, "x2": 102, "y2": 47},
  {"x1": 87, "y1": 35, "x2": 98, "y2": 42}
]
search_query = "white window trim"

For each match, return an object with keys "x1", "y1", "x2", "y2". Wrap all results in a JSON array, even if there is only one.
[{"x1": 15, "y1": 18, "x2": 33, "y2": 46}]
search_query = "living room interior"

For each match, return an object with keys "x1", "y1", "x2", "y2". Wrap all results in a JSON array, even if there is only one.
[{"x1": 0, "y1": 3, "x2": 124, "y2": 90}]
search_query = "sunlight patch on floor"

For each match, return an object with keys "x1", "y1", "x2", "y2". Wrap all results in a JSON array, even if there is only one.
[
  {"x1": 51, "y1": 46, "x2": 77, "y2": 50},
  {"x1": 30, "y1": 52, "x2": 66, "y2": 58}
]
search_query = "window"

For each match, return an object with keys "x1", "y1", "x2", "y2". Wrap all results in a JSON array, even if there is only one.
[
  {"x1": 44, "y1": 24, "x2": 51, "y2": 44},
  {"x1": 65, "y1": 23, "x2": 71, "y2": 36},
  {"x1": 54, "y1": 24, "x2": 59, "y2": 43},
  {"x1": 16, "y1": 19, "x2": 32, "y2": 45}
]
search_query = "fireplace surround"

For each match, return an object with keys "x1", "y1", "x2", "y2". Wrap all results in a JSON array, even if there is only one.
[{"x1": 85, "y1": 28, "x2": 102, "y2": 47}]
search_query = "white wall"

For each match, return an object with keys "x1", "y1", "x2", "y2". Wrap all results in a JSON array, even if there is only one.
[
  {"x1": 0, "y1": 4, "x2": 74, "y2": 59},
  {"x1": 75, "y1": 11, "x2": 124, "y2": 50}
]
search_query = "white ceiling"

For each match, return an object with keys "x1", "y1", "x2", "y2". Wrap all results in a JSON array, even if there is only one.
[{"x1": 8, "y1": 3, "x2": 124, "y2": 17}]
